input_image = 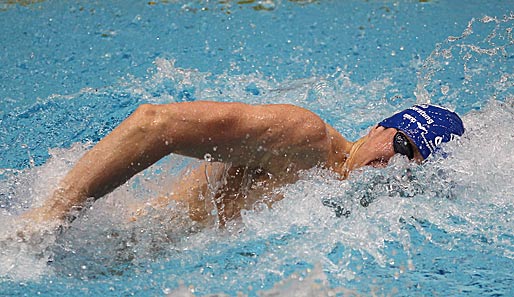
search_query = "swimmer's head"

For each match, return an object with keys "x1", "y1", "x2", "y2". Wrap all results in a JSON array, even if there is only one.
[
  {"x1": 342, "y1": 104, "x2": 464, "y2": 176},
  {"x1": 378, "y1": 104, "x2": 465, "y2": 159}
]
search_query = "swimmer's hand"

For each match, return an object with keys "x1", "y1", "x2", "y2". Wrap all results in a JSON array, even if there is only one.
[
  {"x1": 13, "y1": 188, "x2": 81, "y2": 241},
  {"x1": 14, "y1": 208, "x2": 64, "y2": 242},
  {"x1": 0, "y1": 210, "x2": 63, "y2": 248},
  {"x1": 19, "y1": 206, "x2": 64, "y2": 228}
]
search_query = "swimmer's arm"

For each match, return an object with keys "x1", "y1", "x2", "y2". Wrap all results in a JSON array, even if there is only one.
[{"x1": 25, "y1": 101, "x2": 339, "y2": 222}]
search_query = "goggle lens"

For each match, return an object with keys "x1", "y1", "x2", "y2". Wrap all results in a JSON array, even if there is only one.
[{"x1": 393, "y1": 132, "x2": 414, "y2": 159}]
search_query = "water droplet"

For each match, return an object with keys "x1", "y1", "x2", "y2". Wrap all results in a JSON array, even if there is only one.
[
  {"x1": 441, "y1": 85, "x2": 450, "y2": 95},
  {"x1": 442, "y1": 49, "x2": 452, "y2": 59},
  {"x1": 204, "y1": 153, "x2": 212, "y2": 162}
]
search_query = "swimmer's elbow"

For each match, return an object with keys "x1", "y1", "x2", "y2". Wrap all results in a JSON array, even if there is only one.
[
  {"x1": 131, "y1": 104, "x2": 159, "y2": 130},
  {"x1": 131, "y1": 103, "x2": 177, "y2": 136}
]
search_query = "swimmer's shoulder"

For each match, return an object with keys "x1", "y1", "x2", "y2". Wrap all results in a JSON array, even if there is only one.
[{"x1": 262, "y1": 104, "x2": 353, "y2": 170}]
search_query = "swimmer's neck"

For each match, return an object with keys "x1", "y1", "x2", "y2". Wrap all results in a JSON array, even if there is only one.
[{"x1": 325, "y1": 124, "x2": 355, "y2": 177}]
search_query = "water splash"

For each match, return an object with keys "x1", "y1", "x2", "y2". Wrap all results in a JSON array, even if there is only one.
[
  {"x1": 0, "y1": 143, "x2": 88, "y2": 281},
  {"x1": 0, "y1": 142, "x2": 201, "y2": 281},
  {"x1": 416, "y1": 13, "x2": 514, "y2": 111}
]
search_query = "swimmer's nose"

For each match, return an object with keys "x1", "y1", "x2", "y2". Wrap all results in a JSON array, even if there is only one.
[{"x1": 362, "y1": 126, "x2": 398, "y2": 167}]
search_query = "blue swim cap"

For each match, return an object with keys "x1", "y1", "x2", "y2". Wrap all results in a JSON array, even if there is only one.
[{"x1": 378, "y1": 104, "x2": 465, "y2": 159}]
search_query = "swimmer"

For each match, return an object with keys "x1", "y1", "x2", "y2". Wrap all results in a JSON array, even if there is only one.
[{"x1": 21, "y1": 102, "x2": 464, "y2": 227}]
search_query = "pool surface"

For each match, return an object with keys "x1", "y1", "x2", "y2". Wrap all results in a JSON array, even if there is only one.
[{"x1": 1, "y1": 0, "x2": 513, "y2": 296}]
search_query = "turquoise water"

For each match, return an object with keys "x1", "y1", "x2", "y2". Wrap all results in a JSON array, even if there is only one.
[{"x1": 1, "y1": 0, "x2": 513, "y2": 296}]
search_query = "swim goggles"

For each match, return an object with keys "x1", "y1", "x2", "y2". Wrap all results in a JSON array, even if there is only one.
[{"x1": 393, "y1": 132, "x2": 414, "y2": 159}]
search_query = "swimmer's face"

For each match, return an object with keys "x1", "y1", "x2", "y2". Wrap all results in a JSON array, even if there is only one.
[{"x1": 347, "y1": 125, "x2": 423, "y2": 170}]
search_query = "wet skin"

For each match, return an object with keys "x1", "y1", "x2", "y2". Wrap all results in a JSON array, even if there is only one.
[
  {"x1": 348, "y1": 125, "x2": 423, "y2": 169},
  {"x1": 19, "y1": 102, "x2": 423, "y2": 227},
  {"x1": 157, "y1": 125, "x2": 423, "y2": 225}
]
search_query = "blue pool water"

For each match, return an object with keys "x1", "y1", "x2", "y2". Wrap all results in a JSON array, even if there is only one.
[{"x1": 1, "y1": 0, "x2": 513, "y2": 296}]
